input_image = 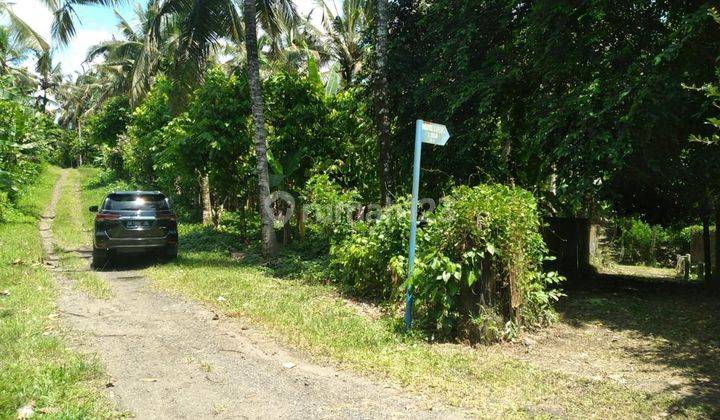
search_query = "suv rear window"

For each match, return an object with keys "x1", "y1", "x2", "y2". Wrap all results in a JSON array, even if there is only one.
[{"x1": 103, "y1": 194, "x2": 169, "y2": 211}]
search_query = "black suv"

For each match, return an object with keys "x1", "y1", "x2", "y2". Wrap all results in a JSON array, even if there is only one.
[{"x1": 89, "y1": 191, "x2": 178, "y2": 267}]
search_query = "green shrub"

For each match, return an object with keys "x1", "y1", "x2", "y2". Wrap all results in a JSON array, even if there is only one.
[
  {"x1": 85, "y1": 96, "x2": 131, "y2": 147},
  {"x1": 0, "y1": 87, "x2": 56, "y2": 205},
  {"x1": 0, "y1": 190, "x2": 9, "y2": 221},
  {"x1": 329, "y1": 199, "x2": 409, "y2": 300},
  {"x1": 99, "y1": 143, "x2": 125, "y2": 178},
  {"x1": 302, "y1": 174, "x2": 361, "y2": 245},
  {"x1": 611, "y1": 217, "x2": 681, "y2": 267},
  {"x1": 330, "y1": 184, "x2": 562, "y2": 342},
  {"x1": 123, "y1": 77, "x2": 172, "y2": 184},
  {"x1": 84, "y1": 169, "x2": 138, "y2": 197},
  {"x1": 407, "y1": 185, "x2": 561, "y2": 341}
]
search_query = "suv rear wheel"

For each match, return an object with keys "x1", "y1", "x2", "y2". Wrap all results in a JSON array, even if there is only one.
[
  {"x1": 163, "y1": 245, "x2": 178, "y2": 261},
  {"x1": 92, "y1": 248, "x2": 108, "y2": 269}
]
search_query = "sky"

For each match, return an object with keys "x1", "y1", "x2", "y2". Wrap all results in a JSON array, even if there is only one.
[{"x1": 11, "y1": 0, "x2": 323, "y2": 77}]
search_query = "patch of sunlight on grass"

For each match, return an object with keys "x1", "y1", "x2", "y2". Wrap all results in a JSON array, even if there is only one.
[
  {"x1": 52, "y1": 168, "x2": 88, "y2": 250},
  {"x1": 52, "y1": 168, "x2": 112, "y2": 300},
  {"x1": 145, "y1": 247, "x2": 688, "y2": 418},
  {"x1": 0, "y1": 166, "x2": 115, "y2": 418},
  {"x1": 57, "y1": 252, "x2": 112, "y2": 300}
]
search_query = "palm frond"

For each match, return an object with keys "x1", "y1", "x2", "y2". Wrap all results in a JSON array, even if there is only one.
[{"x1": 5, "y1": 8, "x2": 49, "y2": 52}]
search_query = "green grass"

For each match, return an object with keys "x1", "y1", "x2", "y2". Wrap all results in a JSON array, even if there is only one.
[
  {"x1": 52, "y1": 168, "x2": 112, "y2": 299},
  {"x1": 0, "y1": 166, "x2": 114, "y2": 417},
  {"x1": 145, "y1": 242, "x2": 693, "y2": 418}
]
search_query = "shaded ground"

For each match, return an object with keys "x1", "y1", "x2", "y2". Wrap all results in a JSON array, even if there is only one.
[
  {"x1": 42, "y1": 170, "x2": 465, "y2": 419},
  {"x1": 500, "y1": 267, "x2": 720, "y2": 417}
]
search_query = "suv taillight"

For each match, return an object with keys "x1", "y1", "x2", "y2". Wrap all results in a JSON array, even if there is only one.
[
  {"x1": 156, "y1": 213, "x2": 177, "y2": 222},
  {"x1": 95, "y1": 213, "x2": 119, "y2": 221}
]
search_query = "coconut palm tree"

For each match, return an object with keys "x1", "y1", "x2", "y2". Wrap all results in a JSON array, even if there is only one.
[
  {"x1": 86, "y1": 3, "x2": 179, "y2": 105},
  {"x1": 373, "y1": 0, "x2": 392, "y2": 206},
  {"x1": 315, "y1": 0, "x2": 368, "y2": 86},
  {"x1": 40, "y1": 0, "x2": 130, "y2": 46},
  {"x1": 142, "y1": 0, "x2": 297, "y2": 253},
  {"x1": 0, "y1": 25, "x2": 42, "y2": 95},
  {"x1": 243, "y1": 0, "x2": 277, "y2": 256},
  {"x1": 0, "y1": 2, "x2": 50, "y2": 92},
  {"x1": 34, "y1": 50, "x2": 63, "y2": 112},
  {"x1": 0, "y1": 0, "x2": 49, "y2": 52}
]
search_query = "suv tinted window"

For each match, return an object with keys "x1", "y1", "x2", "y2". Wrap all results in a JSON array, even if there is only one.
[{"x1": 103, "y1": 194, "x2": 169, "y2": 211}]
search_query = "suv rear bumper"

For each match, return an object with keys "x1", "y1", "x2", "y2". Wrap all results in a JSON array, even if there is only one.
[{"x1": 94, "y1": 231, "x2": 178, "y2": 251}]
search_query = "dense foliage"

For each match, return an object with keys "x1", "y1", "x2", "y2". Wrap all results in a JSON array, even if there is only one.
[
  {"x1": 85, "y1": 97, "x2": 131, "y2": 147},
  {"x1": 100, "y1": 67, "x2": 378, "y2": 228},
  {"x1": 330, "y1": 199, "x2": 410, "y2": 300},
  {"x1": 409, "y1": 185, "x2": 561, "y2": 341},
  {"x1": 122, "y1": 77, "x2": 173, "y2": 185},
  {"x1": 331, "y1": 185, "x2": 562, "y2": 342},
  {"x1": 385, "y1": 0, "x2": 720, "y2": 222},
  {"x1": 0, "y1": 77, "x2": 64, "y2": 219}
]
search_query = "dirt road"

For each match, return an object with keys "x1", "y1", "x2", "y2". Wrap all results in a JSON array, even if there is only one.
[{"x1": 41, "y1": 171, "x2": 465, "y2": 419}]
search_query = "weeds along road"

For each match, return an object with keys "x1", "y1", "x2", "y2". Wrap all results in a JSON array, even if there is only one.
[{"x1": 42, "y1": 169, "x2": 465, "y2": 419}]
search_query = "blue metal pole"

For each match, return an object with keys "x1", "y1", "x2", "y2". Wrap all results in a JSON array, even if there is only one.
[{"x1": 404, "y1": 119, "x2": 423, "y2": 330}]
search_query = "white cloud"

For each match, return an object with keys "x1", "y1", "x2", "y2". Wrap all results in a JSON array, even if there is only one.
[
  {"x1": 56, "y1": 28, "x2": 114, "y2": 76},
  {"x1": 295, "y1": 0, "x2": 342, "y2": 26},
  {"x1": 296, "y1": 0, "x2": 319, "y2": 19},
  {"x1": 9, "y1": 0, "x2": 53, "y2": 41},
  {"x1": 9, "y1": 0, "x2": 114, "y2": 77}
]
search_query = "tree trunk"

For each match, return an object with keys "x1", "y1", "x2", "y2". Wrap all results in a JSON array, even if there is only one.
[
  {"x1": 715, "y1": 205, "x2": 720, "y2": 285},
  {"x1": 244, "y1": 0, "x2": 277, "y2": 257},
  {"x1": 77, "y1": 120, "x2": 83, "y2": 167},
  {"x1": 374, "y1": 0, "x2": 392, "y2": 206},
  {"x1": 201, "y1": 173, "x2": 213, "y2": 226},
  {"x1": 702, "y1": 215, "x2": 712, "y2": 283},
  {"x1": 41, "y1": 89, "x2": 48, "y2": 113}
]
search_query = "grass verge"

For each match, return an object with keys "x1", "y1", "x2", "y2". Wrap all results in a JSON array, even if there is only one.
[
  {"x1": 145, "y1": 238, "x2": 702, "y2": 418},
  {"x1": 0, "y1": 165, "x2": 114, "y2": 417},
  {"x1": 52, "y1": 168, "x2": 111, "y2": 299}
]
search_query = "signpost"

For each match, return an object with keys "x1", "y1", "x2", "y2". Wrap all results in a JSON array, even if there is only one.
[{"x1": 405, "y1": 120, "x2": 450, "y2": 330}]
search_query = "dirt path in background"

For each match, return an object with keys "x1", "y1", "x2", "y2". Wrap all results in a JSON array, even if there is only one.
[{"x1": 40, "y1": 170, "x2": 466, "y2": 419}]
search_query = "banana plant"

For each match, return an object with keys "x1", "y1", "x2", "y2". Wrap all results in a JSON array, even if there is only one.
[{"x1": 267, "y1": 146, "x2": 306, "y2": 190}]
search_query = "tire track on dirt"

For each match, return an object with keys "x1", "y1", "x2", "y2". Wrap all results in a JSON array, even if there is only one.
[{"x1": 40, "y1": 169, "x2": 467, "y2": 419}]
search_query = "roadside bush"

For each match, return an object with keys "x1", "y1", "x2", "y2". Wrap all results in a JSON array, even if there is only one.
[
  {"x1": 407, "y1": 185, "x2": 561, "y2": 341},
  {"x1": 85, "y1": 96, "x2": 131, "y2": 146},
  {"x1": 329, "y1": 199, "x2": 409, "y2": 300},
  {"x1": 302, "y1": 174, "x2": 361, "y2": 246},
  {"x1": 329, "y1": 184, "x2": 562, "y2": 342},
  {"x1": 84, "y1": 169, "x2": 138, "y2": 196},
  {"x1": 0, "y1": 85, "x2": 57, "y2": 206},
  {"x1": 0, "y1": 190, "x2": 9, "y2": 221},
  {"x1": 99, "y1": 142, "x2": 125, "y2": 178}
]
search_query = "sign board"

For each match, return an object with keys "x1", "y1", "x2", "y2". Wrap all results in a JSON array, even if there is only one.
[
  {"x1": 405, "y1": 120, "x2": 451, "y2": 330},
  {"x1": 419, "y1": 121, "x2": 450, "y2": 146}
]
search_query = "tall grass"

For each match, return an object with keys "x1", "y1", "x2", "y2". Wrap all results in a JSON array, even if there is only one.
[{"x1": 0, "y1": 166, "x2": 114, "y2": 417}]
